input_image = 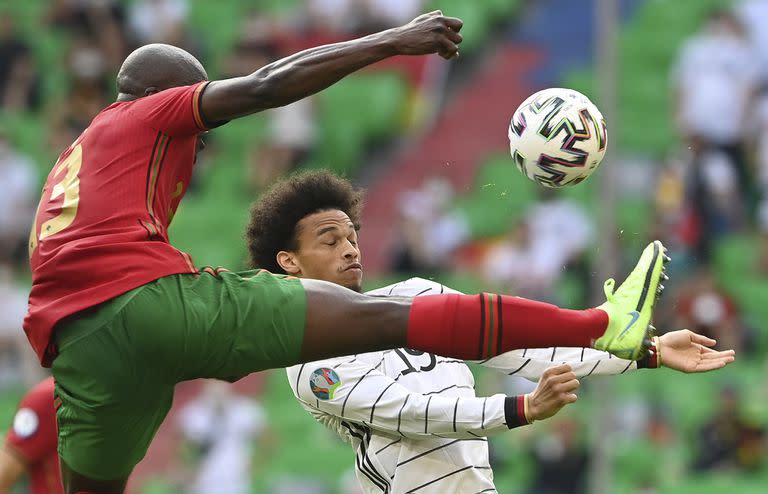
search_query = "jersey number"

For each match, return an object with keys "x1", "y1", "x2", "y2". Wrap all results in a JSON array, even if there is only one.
[
  {"x1": 28, "y1": 143, "x2": 83, "y2": 256},
  {"x1": 394, "y1": 349, "x2": 436, "y2": 376}
]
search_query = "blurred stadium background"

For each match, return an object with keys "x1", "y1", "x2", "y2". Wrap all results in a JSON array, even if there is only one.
[{"x1": 1, "y1": 0, "x2": 767, "y2": 492}]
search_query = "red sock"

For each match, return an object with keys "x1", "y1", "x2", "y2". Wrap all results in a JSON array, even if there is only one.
[{"x1": 406, "y1": 293, "x2": 608, "y2": 360}]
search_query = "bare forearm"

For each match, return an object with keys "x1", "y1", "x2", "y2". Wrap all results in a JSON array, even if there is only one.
[
  {"x1": 256, "y1": 31, "x2": 397, "y2": 107},
  {"x1": 202, "y1": 31, "x2": 396, "y2": 121},
  {"x1": 201, "y1": 11, "x2": 463, "y2": 122}
]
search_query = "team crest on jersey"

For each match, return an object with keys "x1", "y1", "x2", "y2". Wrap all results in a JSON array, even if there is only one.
[
  {"x1": 309, "y1": 367, "x2": 341, "y2": 400},
  {"x1": 13, "y1": 408, "x2": 39, "y2": 439}
]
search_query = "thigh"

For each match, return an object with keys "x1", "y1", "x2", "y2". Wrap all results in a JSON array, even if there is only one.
[
  {"x1": 299, "y1": 278, "x2": 409, "y2": 361},
  {"x1": 52, "y1": 312, "x2": 174, "y2": 482},
  {"x1": 60, "y1": 459, "x2": 128, "y2": 494},
  {"x1": 131, "y1": 269, "x2": 310, "y2": 381}
]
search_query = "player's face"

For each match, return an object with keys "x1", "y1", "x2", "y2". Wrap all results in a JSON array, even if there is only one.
[{"x1": 283, "y1": 209, "x2": 362, "y2": 292}]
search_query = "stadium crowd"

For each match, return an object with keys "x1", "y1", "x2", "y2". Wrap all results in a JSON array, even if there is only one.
[{"x1": 0, "y1": 1, "x2": 766, "y2": 493}]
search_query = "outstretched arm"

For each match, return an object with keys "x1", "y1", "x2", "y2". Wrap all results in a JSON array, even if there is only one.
[
  {"x1": 366, "y1": 278, "x2": 734, "y2": 378},
  {"x1": 479, "y1": 344, "x2": 659, "y2": 380},
  {"x1": 201, "y1": 11, "x2": 463, "y2": 122},
  {"x1": 480, "y1": 331, "x2": 735, "y2": 380},
  {"x1": 0, "y1": 446, "x2": 25, "y2": 494}
]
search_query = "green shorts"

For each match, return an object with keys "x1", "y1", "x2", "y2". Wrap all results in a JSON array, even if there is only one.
[{"x1": 51, "y1": 269, "x2": 306, "y2": 480}]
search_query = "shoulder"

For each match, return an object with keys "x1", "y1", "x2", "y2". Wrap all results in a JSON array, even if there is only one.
[
  {"x1": 8, "y1": 380, "x2": 53, "y2": 443},
  {"x1": 20, "y1": 377, "x2": 55, "y2": 413},
  {"x1": 365, "y1": 277, "x2": 459, "y2": 297},
  {"x1": 286, "y1": 356, "x2": 357, "y2": 388}
]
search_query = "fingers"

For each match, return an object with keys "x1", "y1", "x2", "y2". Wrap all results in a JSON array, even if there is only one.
[
  {"x1": 696, "y1": 357, "x2": 735, "y2": 371},
  {"x1": 443, "y1": 16, "x2": 464, "y2": 32},
  {"x1": 689, "y1": 331, "x2": 717, "y2": 347},
  {"x1": 700, "y1": 349, "x2": 736, "y2": 360},
  {"x1": 541, "y1": 364, "x2": 573, "y2": 380},
  {"x1": 691, "y1": 350, "x2": 735, "y2": 372},
  {"x1": 416, "y1": 10, "x2": 442, "y2": 20},
  {"x1": 545, "y1": 364, "x2": 579, "y2": 394},
  {"x1": 444, "y1": 27, "x2": 463, "y2": 45},
  {"x1": 438, "y1": 39, "x2": 459, "y2": 59},
  {"x1": 559, "y1": 378, "x2": 580, "y2": 393}
]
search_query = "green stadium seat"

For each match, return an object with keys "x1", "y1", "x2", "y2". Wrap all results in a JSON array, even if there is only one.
[
  {"x1": 309, "y1": 73, "x2": 408, "y2": 174},
  {"x1": 454, "y1": 154, "x2": 536, "y2": 238},
  {"x1": 427, "y1": 0, "x2": 494, "y2": 54},
  {"x1": 486, "y1": 0, "x2": 522, "y2": 18},
  {"x1": 714, "y1": 234, "x2": 757, "y2": 276}
]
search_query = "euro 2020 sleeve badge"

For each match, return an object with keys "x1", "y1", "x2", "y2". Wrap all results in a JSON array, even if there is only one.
[{"x1": 309, "y1": 367, "x2": 342, "y2": 400}]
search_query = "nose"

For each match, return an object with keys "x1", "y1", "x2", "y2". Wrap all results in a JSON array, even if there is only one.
[{"x1": 343, "y1": 240, "x2": 359, "y2": 260}]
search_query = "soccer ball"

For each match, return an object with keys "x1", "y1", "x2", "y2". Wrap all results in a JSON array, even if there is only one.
[{"x1": 508, "y1": 88, "x2": 607, "y2": 188}]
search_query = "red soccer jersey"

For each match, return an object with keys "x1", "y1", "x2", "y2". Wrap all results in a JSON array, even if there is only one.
[
  {"x1": 3, "y1": 377, "x2": 61, "y2": 494},
  {"x1": 25, "y1": 82, "x2": 212, "y2": 366}
]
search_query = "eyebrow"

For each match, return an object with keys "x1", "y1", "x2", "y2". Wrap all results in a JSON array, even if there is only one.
[{"x1": 316, "y1": 223, "x2": 355, "y2": 236}]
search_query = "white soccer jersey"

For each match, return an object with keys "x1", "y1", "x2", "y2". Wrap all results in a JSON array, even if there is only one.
[{"x1": 286, "y1": 278, "x2": 648, "y2": 493}]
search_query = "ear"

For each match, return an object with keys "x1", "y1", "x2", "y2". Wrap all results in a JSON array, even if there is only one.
[
  {"x1": 277, "y1": 251, "x2": 301, "y2": 276},
  {"x1": 143, "y1": 86, "x2": 160, "y2": 97}
]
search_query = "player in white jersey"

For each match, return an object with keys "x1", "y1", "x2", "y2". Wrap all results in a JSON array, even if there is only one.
[{"x1": 246, "y1": 171, "x2": 736, "y2": 494}]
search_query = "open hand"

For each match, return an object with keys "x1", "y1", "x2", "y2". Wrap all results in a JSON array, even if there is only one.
[
  {"x1": 527, "y1": 364, "x2": 579, "y2": 422},
  {"x1": 392, "y1": 10, "x2": 464, "y2": 60},
  {"x1": 658, "y1": 329, "x2": 736, "y2": 373}
]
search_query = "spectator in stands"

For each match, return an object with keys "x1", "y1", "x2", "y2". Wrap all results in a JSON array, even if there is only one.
[
  {"x1": 736, "y1": 0, "x2": 768, "y2": 86},
  {"x1": 692, "y1": 385, "x2": 766, "y2": 473},
  {"x1": 222, "y1": 24, "x2": 318, "y2": 192},
  {"x1": 484, "y1": 188, "x2": 593, "y2": 302},
  {"x1": 524, "y1": 188, "x2": 592, "y2": 298},
  {"x1": 0, "y1": 132, "x2": 37, "y2": 268},
  {"x1": 249, "y1": 95, "x2": 317, "y2": 191},
  {"x1": 524, "y1": 418, "x2": 589, "y2": 494},
  {"x1": 45, "y1": 0, "x2": 126, "y2": 70},
  {"x1": 689, "y1": 144, "x2": 748, "y2": 260},
  {"x1": 672, "y1": 7, "x2": 760, "y2": 251},
  {"x1": 672, "y1": 268, "x2": 751, "y2": 355},
  {"x1": 304, "y1": 0, "x2": 361, "y2": 34},
  {"x1": 49, "y1": 34, "x2": 112, "y2": 153},
  {"x1": 651, "y1": 151, "x2": 698, "y2": 263},
  {"x1": 483, "y1": 220, "x2": 538, "y2": 296},
  {"x1": 177, "y1": 380, "x2": 271, "y2": 494},
  {"x1": 391, "y1": 176, "x2": 469, "y2": 275},
  {"x1": 304, "y1": 0, "x2": 426, "y2": 34},
  {"x1": 752, "y1": 89, "x2": 768, "y2": 272},
  {"x1": 0, "y1": 13, "x2": 40, "y2": 112},
  {"x1": 358, "y1": 0, "x2": 427, "y2": 32},
  {"x1": 0, "y1": 263, "x2": 42, "y2": 388},
  {"x1": 128, "y1": 0, "x2": 189, "y2": 47},
  {"x1": 759, "y1": 199, "x2": 768, "y2": 273}
]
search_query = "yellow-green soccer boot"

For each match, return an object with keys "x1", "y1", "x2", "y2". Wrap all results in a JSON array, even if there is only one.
[{"x1": 594, "y1": 240, "x2": 670, "y2": 360}]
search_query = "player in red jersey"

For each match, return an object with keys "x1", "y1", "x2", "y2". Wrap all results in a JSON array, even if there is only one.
[
  {"x1": 0, "y1": 377, "x2": 63, "y2": 494},
  {"x1": 25, "y1": 11, "x2": 669, "y2": 493}
]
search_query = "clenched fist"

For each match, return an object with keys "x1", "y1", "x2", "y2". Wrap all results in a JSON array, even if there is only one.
[
  {"x1": 527, "y1": 364, "x2": 580, "y2": 422},
  {"x1": 390, "y1": 10, "x2": 464, "y2": 60}
]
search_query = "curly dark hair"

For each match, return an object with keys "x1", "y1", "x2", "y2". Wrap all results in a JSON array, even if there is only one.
[{"x1": 246, "y1": 170, "x2": 364, "y2": 273}]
